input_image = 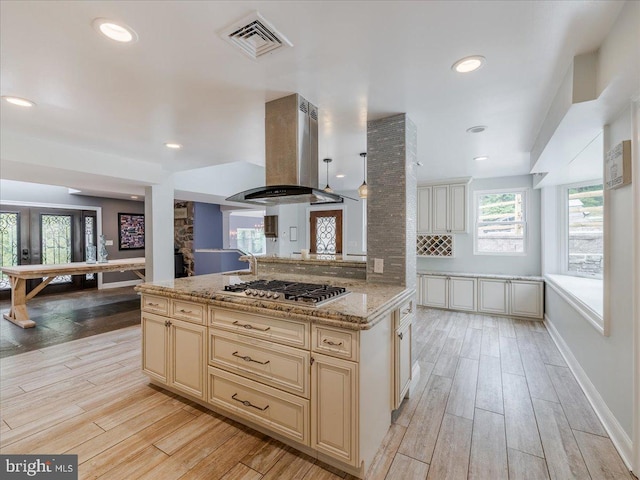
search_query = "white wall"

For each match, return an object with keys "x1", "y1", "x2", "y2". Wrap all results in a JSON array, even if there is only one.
[
  {"x1": 417, "y1": 175, "x2": 541, "y2": 276},
  {"x1": 265, "y1": 190, "x2": 366, "y2": 257},
  {"x1": 543, "y1": 105, "x2": 635, "y2": 459}
]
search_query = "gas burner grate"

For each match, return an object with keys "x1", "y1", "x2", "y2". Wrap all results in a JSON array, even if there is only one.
[{"x1": 222, "y1": 280, "x2": 349, "y2": 306}]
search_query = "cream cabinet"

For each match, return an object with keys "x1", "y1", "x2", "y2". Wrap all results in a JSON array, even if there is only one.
[
  {"x1": 418, "y1": 275, "x2": 543, "y2": 319},
  {"x1": 417, "y1": 182, "x2": 468, "y2": 234},
  {"x1": 432, "y1": 183, "x2": 467, "y2": 233},
  {"x1": 311, "y1": 353, "x2": 358, "y2": 466},
  {"x1": 477, "y1": 278, "x2": 544, "y2": 319},
  {"x1": 142, "y1": 311, "x2": 207, "y2": 400},
  {"x1": 417, "y1": 186, "x2": 432, "y2": 233},
  {"x1": 477, "y1": 279, "x2": 509, "y2": 315},
  {"x1": 142, "y1": 292, "x2": 406, "y2": 478},
  {"x1": 418, "y1": 275, "x2": 476, "y2": 312},
  {"x1": 393, "y1": 299, "x2": 413, "y2": 409}
]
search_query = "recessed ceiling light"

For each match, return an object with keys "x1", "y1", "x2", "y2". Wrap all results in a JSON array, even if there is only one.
[
  {"x1": 92, "y1": 18, "x2": 138, "y2": 43},
  {"x1": 452, "y1": 55, "x2": 486, "y2": 73},
  {"x1": 466, "y1": 125, "x2": 487, "y2": 134},
  {"x1": 2, "y1": 96, "x2": 36, "y2": 107},
  {"x1": 336, "y1": 174, "x2": 345, "y2": 178},
  {"x1": 474, "y1": 156, "x2": 489, "y2": 161},
  {"x1": 130, "y1": 195, "x2": 139, "y2": 200},
  {"x1": 164, "y1": 142, "x2": 182, "y2": 149}
]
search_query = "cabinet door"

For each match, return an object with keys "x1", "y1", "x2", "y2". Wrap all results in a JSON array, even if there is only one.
[
  {"x1": 417, "y1": 187, "x2": 432, "y2": 233},
  {"x1": 477, "y1": 279, "x2": 509, "y2": 315},
  {"x1": 510, "y1": 280, "x2": 543, "y2": 319},
  {"x1": 449, "y1": 184, "x2": 467, "y2": 233},
  {"x1": 311, "y1": 353, "x2": 358, "y2": 467},
  {"x1": 169, "y1": 319, "x2": 207, "y2": 399},
  {"x1": 432, "y1": 185, "x2": 449, "y2": 232},
  {"x1": 394, "y1": 320, "x2": 412, "y2": 409},
  {"x1": 141, "y1": 312, "x2": 168, "y2": 384},
  {"x1": 423, "y1": 276, "x2": 448, "y2": 308},
  {"x1": 449, "y1": 277, "x2": 476, "y2": 311}
]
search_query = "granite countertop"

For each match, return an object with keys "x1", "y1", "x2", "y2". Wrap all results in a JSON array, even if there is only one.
[
  {"x1": 135, "y1": 272, "x2": 412, "y2": 331},
  {"x1": 417, "y1": 270, "x2": 544, "y2": 282},
  {"x1": 243, "y1": 254, "x2": 367, "y2": 268}
]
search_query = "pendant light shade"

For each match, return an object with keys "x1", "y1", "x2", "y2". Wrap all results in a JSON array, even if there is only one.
[
  {"x1": 358, "y1": 152, "x2": 368, "y2": 199},
  {"x1": 322, "y1": 158, "x2": 334, "y2": 193}
]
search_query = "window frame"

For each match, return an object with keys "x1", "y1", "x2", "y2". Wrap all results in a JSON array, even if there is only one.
[
  {"x1": 473, "y1": 187, "x2": 529, "y2": 256},
  {"x1": 560, "y1": 179, "x2": 604, "y2": 279}
]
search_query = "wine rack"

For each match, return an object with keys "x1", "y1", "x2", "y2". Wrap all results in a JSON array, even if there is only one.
[{"x1": 416, "y1": 234, "x2": 454, "y2": 257}]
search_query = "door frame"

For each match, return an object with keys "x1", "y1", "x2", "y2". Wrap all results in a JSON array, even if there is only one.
[
  {"x1": 306, "y1": 204, "x2": 346, "y2": 254},
  {"x1": 1, "y1": 200, "x2": 104, "y2": 287},
  {"x1": 631, "y1": 98, "x2": 639, "y2": 474}
]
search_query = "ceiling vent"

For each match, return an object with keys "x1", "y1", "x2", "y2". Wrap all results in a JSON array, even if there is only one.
[{"x1": 219, "y1": 12, "x2": 292, "y2": 60}]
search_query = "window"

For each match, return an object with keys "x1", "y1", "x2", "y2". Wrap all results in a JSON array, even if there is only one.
[
  {"x1": 228, "y1": 211, "x2": 266, "y2": 255},
  {"x1": 565, "y1": 183, "x2": 603, "y2": 277},
  {"x1": 474, "y1": 189, "x2": 527, "y2": 255}
]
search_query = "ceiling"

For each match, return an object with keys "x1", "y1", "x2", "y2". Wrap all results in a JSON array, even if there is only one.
[{"x1": 0, "y1": 1, "x2": 627, "y2": 200}]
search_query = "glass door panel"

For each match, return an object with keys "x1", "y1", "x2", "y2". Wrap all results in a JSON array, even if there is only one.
[
  {"x1": 0, "y1": 212, "x2": 19, "y2": 290},
  {"x1": 41, "y1": 214, "x2": 73, "y2": 284}
]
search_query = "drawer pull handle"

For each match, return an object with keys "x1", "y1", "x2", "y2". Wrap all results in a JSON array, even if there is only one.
[
  {"x1": 147, "y1": 303, "x2": 159, "y2": 307},
  {"x1": 179, "y1": 309, "x2": 193, "y2": 314},
  {"x1": 401, "y1": 307, "x2": 412, "y2": 315},
  {"x1": 323, "y1": 339, "x2": 343, "y2": 347},
  {"x1": 164, "y1": 320, "x2": 172, "y2": 327},
  {"x1": 232, "y1": 351, "x2": 271, "y2": 365},
  {"x1": 232, "y1": 321, "x2": 270, "y2": 332},
  {"x1": 232, "y1": 393, "x2": 269, "y2": 411},
  {"x1": 398, "y1": 332, "x2": 404, "y2": 340}
]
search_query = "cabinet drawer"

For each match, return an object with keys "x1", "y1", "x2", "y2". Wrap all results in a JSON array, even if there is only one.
[
  {"x1": 210, "y1": 308, "x2": 309, "y2": 349},
  {"x1": 141, "y1": 294, "x2": 169, "y2": 316},
  {"x1": 172, "y1": 299, "x2": 206, "y2": 325},
  {"x1": 208, "y1": 366, "x2": 309, "y2": 446},
  {"x1": 209, "y1": 329, "x2": 310, "y2": 398},
  {"x1": 312, "y1": 325, "x2": 358, "y2": 361},
  {"x1": 396, "y1": 298, "x2": 414, "y2": 328}
]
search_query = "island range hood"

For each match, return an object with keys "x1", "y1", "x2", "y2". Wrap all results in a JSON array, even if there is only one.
[{"x1": 226, "y1": 94, "x2": 345, "y2": 205}]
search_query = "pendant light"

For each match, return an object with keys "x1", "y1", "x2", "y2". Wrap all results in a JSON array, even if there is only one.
[
  {"x1": 358, "y1": 152, "x2": 368, "y2": 199},
  {"x1": 323, "y1": 158, "x2": 334, "y2": 193}
]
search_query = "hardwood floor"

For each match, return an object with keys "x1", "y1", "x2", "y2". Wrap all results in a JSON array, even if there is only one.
[
  {"x1": 0, "y1": 287, "x2": 140, "y2": 358},
  {"x1": 0, "y1": 305, "x2": 633, "y2": 479}
]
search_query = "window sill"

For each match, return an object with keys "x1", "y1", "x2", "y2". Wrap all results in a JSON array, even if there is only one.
[{"x1": 544, "y1": 274, "x2": 605, "y2": 335}]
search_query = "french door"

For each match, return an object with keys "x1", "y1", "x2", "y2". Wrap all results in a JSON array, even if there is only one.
[
  {"x1": 0, "y1": 206, "x2": 97, "y2": 299},
  {"x1": 310, "y1": 210, "x2": 343, "y2": 254}
]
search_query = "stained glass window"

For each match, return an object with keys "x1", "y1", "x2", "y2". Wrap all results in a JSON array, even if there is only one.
[
  {"x1": 41, "y1": 214, "x2": 72, "y2": 284},
  {"x1": 0, "y1": 212, "x2": 19, "y2": 290},
  {"x1": 85, "y1": 216, "x2": 95, "y2": 280},
  {"x1": 316, "y1": 217, "x2": 337, "y2": 254}
]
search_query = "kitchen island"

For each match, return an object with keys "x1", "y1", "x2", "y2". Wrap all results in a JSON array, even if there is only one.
[{"x1": 136, "y1": 272, "x2": 414, "y2": 478}]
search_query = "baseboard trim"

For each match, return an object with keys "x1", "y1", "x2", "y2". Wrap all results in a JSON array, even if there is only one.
[
  {"x1": 100, "y1": 279, "x2": 143, "y2": 290},
  {"x1": 544, "y1": 314, "x2": 633, "y2": 469}
]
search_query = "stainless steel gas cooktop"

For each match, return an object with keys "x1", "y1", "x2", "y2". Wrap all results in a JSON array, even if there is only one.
[{"x1": 222, "y1": 279, "x2": 350, "y2": 307}]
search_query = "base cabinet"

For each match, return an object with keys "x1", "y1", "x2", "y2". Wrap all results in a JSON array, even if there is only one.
[
  {"x1": 142, "y1": 312, "x2": 207, "y2": 399},
  {"x1": 311, "y1": 353, "x2": 358, "y2": 466},
  {"x1": 419, "y1": 275, "x2": 543, "y2": 319},
  {"x1": 419, "y1": 276, "x2": 476, "y2": 312},
  {"x1": 141, "y1": 294, "x2": 411, "y2": 478}
]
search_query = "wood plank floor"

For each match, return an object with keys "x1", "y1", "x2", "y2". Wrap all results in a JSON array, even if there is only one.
[{"x1": 0, "y1": 304, "x2": 633, "y2": 479}]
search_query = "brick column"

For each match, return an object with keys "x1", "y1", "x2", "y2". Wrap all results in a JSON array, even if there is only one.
[{"x1": 366, "y1": 114, "x2": 417, "y2": 287}]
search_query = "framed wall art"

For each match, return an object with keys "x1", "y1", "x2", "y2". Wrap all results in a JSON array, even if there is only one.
[
  {"x1": 118, "y1": 213, "x2": 145, "y2": 250},
  {"x1": 605, "y1": 140, "x2": 632, "y2": 190}
]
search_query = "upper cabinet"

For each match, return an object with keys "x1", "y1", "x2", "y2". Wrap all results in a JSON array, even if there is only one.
[{"x1": 418, "y1": 180, "x2": 469, "y2": 234}]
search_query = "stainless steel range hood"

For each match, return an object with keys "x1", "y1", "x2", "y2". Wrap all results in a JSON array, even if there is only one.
[{"x1": 226, "y1": 94, "x2": 345, "y2": 205}]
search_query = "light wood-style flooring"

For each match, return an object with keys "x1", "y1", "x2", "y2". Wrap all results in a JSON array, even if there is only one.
[{"x1": 0, "y1": 306, "x2": 633, "y2": 479}]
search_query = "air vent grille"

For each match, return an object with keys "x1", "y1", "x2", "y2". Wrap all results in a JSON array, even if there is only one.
[{"x1": 220, "y1": 12, "x2": 292, "y2": 60}]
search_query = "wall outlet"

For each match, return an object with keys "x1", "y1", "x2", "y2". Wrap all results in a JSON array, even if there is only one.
[
  {"x1": 374, "y1": 258, "x2": 384, "y2": 274},
  {"x1": 105, "y1": 240, "x2": 114, "y2": 246}
]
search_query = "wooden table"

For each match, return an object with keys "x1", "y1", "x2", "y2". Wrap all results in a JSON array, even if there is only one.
[{"x1": 1, "y1": 258, "x2": 145, "y2": 328}]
